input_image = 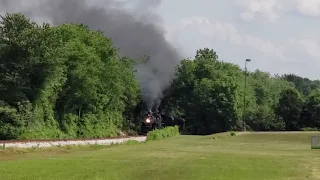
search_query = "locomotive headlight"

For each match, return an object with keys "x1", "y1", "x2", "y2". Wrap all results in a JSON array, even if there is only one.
[{"x1": 145, "y1": 118, "x2": 151, "y2": 123}]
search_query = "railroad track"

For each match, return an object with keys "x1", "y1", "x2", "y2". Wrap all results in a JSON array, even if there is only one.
[{"x1": 0, "y1": 135, "x2": 146, "y2": 149}]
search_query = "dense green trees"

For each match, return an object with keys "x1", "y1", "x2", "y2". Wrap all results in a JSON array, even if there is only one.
[
  {"x1": 163, "y1": 49, "x2": 320, "y2": 134},
  {"x1": 0, "y1": 13, "x2": 319, "y2": 140},
  {"x1": 0, "y1": 13, "x2": 140, "y2": 139}
]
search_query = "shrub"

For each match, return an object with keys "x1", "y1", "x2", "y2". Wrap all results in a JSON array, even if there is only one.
[
  {"x1": 230, "y1": 131, "x2": 236, "y2": 136},
  {"x1": 146, "y1": 126, "x2": 180, "y2": 141}
]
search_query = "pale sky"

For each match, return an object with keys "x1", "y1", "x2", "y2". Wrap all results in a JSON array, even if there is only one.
[{"x1": 156, "y1": 0, "x2": 320, "y2": 80}]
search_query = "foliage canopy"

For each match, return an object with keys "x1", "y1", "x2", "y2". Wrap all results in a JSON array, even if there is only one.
[{"x1": 0, "y1": 13, "x2": 319, "y2": 140}]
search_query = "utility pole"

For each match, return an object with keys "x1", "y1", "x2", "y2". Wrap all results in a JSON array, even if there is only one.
[{"x1": 243, "y1": 59, "x2": 251, "y2": 131}]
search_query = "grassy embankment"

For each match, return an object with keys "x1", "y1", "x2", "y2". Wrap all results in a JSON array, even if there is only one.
[{"x1": 0, "y1": 130, "x2": 319, "y2": 180}]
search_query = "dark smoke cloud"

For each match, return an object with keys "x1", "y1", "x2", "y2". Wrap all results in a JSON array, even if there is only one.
[{"x1": 0, "y1": 0, "x2": 183, "y2": 110}]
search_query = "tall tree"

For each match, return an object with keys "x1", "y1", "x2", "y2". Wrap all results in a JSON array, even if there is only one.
[
  {"x1": 275, "y1": 88, "x2": 304, "y2": 130},
  {"x1": 301, "y1": 90, "x2": 320, "y2": 128}
]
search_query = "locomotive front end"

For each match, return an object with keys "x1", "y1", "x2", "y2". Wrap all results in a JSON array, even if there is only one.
[{"x1": 140, "y1": 111, "x2": 155, "y2": 135}]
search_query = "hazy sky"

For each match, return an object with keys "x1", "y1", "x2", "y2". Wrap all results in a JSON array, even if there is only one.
[
  {"x1": 1, "y1": 0, "x2": 320, "y2": 80},
  {"x1": 157, "y1": 0, "x2": 320, "y2": 80}
]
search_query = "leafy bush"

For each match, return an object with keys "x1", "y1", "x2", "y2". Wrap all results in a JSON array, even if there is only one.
[
  {"x1": 146, "y1": 126, "x2": 180, "y2": 141},
  {"x1": 230, "y1": 131, "x2": 236, "y2": 136}
]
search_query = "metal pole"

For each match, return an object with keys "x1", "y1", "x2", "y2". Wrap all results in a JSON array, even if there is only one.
[{"x1": 243, "y1": 59, "x2": 251, "y2": 131}]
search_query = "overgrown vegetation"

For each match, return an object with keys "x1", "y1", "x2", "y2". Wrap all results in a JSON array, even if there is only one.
[
  {"x1": 0, "y1": 13, "x2": 140, "y2": 140},
  {"x1": 0, "y1": 12, "x2": 320, "y2": 140},
  {"x1": 146, "y1": 126, "x2": 180, "y2": 141}
]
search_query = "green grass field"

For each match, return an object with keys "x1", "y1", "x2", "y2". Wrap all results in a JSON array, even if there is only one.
[{"x1": 0, "y1": 132, "x2": 319, "y2": 180}]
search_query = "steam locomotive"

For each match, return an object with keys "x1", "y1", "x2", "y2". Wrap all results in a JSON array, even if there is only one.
[{"x1": 139, "y1": 110, "x2": 185, "y2": 135}]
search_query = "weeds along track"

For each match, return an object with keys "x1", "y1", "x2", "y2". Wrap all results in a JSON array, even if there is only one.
[{"x1": 0, "y1": 136, "x2": 147, "y2": 149}]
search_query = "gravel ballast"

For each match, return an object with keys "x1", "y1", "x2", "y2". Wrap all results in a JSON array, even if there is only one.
[{"x1": 1, "y1": 136, "x2": 147, "y2": 149}]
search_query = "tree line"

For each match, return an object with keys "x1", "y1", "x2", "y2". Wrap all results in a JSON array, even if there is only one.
[
  {"x1": 0, "y1": 13, "x2": 319, "y2": 140},
  {"x1": 162, "y1": 49, "x2": 320, "y2": 134}
]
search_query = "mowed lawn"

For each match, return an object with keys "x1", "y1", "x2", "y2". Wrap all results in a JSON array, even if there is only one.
[{"x1": 0, "y1": 132, "x2": 319, "y2": 180}]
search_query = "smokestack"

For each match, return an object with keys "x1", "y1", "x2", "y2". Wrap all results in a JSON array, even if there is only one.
[{"x1": 0, "y1": 0, "x2": 183, "y2": 110}]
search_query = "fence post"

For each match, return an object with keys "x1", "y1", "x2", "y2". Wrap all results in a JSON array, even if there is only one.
[{"x1": 2, "y1": 143, "x2": 5, "y2": 150}]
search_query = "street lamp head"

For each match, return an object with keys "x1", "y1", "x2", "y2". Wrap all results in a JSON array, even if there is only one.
[{"x1": 246, "y1": 59, "x2": 251, "y2": 62}]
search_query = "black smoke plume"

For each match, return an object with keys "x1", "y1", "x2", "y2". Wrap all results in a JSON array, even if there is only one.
[{"x1": 0, "y1": 0, "x2": 182, "y2": 111}]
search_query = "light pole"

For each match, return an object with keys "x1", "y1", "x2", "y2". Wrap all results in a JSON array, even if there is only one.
[{"x1": 243, "y1": 59, "x2": 251, "y2": 131}]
